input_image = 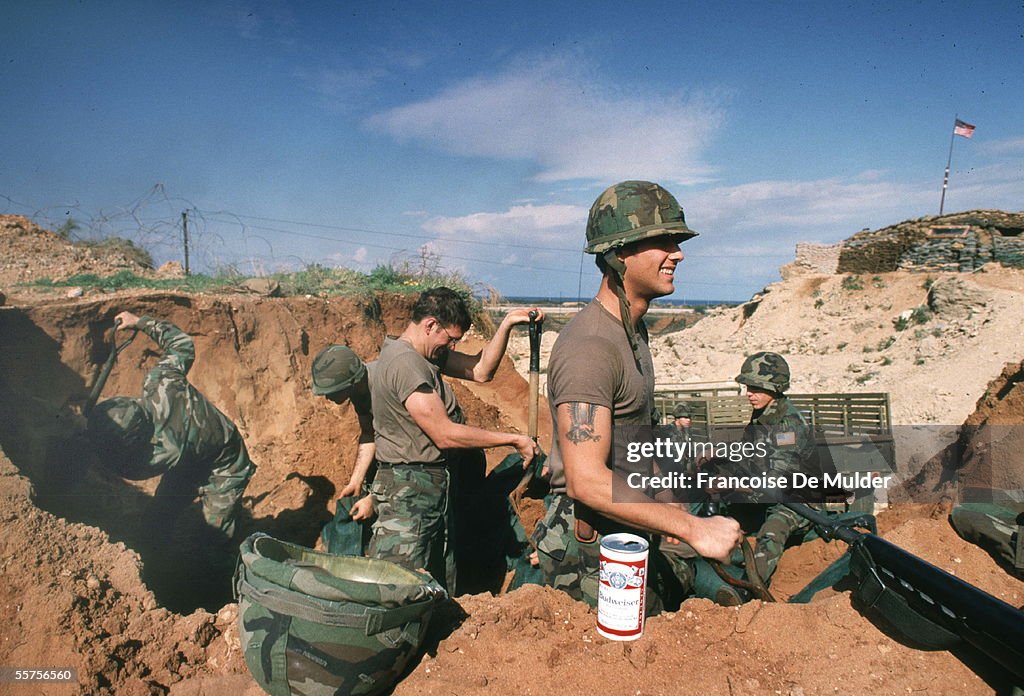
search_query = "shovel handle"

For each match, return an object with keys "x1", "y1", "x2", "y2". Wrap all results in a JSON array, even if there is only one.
[
  {"x1": 83, "y1": 318, "x2": 135, "y2": 416},
  {"x1": 527, "y1": 311, "x2": 542, "y2": 440}
]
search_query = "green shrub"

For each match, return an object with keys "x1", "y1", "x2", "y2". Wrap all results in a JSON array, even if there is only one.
[
  {"x1": 841, "y1": 275, "x2": 864, "y2": 291},
  {"x1": 911, "y1": 306, "x2": 932, "y2": 324}
]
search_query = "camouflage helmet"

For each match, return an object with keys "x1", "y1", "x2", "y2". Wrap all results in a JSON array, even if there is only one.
[
  {"x1": 673, "y1": 402, "x2": 694, "y2": 419},
  {"x1": 311, "y1": 345, "x2": 367, "y2": 396},
  {"x1": 736, "y1": 352, "x2": 790, "y2": 393},
  {"x1": 585, "y1": 180, "x2": 698, "y2": 254},
  {"x1": 87, "y1": 397, "x2": 156, "y2": 478}
]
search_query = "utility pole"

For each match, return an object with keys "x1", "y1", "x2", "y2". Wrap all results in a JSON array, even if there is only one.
[{"x1": 181, "y1": 211, "x2": 190, "y2": 275}]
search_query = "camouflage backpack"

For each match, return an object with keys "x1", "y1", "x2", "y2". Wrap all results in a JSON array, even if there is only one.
[{"x1": 235, "y1": 533, "x2": 447, "y2": 695}]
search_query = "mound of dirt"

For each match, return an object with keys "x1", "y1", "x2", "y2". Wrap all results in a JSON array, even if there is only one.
[
  {"x1": 0, "y1": 215, "x2": 154, "y2": 299},
  {"x1": 394, "y1": 512, "x2": 1022, "y2": 696}
]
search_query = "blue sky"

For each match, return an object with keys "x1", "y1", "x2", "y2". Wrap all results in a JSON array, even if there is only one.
[{"x1": 3, "y1": 1, "x2": 1022, "y2": 301}]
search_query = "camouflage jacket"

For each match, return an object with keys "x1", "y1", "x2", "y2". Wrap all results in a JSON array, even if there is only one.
[
  {"x1": 743, "y1": 397, "x2": 817, "y2": 477},
  {"x1": 137, "y1": 316, "x2": 243, "y2": 473}
]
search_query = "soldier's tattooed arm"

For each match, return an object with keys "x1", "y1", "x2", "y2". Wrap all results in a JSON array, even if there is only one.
[{"x1": 565, "y1": 402, "x2": 601, "y2": 445}]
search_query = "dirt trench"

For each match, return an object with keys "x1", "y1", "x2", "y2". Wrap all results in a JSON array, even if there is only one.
[
  {"x1": 0, "y1": 290, "x2": 557, "y2": 693},
  {"x1": 0, "y1": 292, "x2": 1022, "y2": 695}
]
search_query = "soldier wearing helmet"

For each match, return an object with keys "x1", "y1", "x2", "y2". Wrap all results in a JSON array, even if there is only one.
[
  {"x1": 734, "y1": 351, "x2": 808, "y2": 479},
  {"x1": 732, "y1": 351, "x2": 825, "y2": 585},
  {"x1": 87, "y1": 311, "x2": 255, "y2": 541},
  {"x1": 311, "y1": 344, "x2": 378, "y2": 522},
  {"x1": 535, "y1": 181, "x2": 742, "y2": 613}
]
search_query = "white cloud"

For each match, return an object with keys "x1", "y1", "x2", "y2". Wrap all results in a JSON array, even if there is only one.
[
  {"x1": 423, "y1": 203, "x2": 585, "y2": 246},
  {"x1": 367, "y1": 55, "x2": 725, "y2": 185}
]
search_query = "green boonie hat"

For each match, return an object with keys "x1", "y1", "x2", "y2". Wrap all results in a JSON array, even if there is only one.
[
  {"x1": 736, "y1": 351, "x2": 791, "y2": 393},
  {"x1": 673, "y1": 403, "x2": 694, "y2": 419},
  {"x1": 585, "y1": 180, "x2": 698, "y2": 254},
  {"x1": 311, "y1": 345, "x2": 367, "y2": 396}
]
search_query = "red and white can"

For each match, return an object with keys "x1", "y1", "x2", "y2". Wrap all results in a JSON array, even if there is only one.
[{"x1": 597, "y1": 532, "x2": 649, "y2": 641}]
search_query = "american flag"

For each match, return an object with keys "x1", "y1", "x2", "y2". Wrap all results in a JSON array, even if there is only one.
[{"x1": 954, "y1": 119, "x2": 976, "y2": 138}]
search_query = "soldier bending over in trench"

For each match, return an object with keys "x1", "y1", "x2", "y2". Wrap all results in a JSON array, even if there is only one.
[{"x1": 87, "y1": 311, "x2": 255, "y2": 544}]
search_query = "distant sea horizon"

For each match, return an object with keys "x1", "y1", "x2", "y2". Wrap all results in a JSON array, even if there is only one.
[{"x1": 496, "y1": 295, "x2": 744, "y2": 307}]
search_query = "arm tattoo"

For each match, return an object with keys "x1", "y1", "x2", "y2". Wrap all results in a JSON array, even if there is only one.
[{"x1": 566, "y1": 402, "x2": 601, "y2": 444}]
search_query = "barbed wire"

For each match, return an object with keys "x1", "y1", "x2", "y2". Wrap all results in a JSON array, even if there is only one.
[{"x1": 1, "y1": 189, "x2": 770, "y2": 291}]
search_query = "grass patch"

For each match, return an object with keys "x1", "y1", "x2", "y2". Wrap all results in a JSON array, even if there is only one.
[
  {"x1": 841, "y1": 275, "x2": 864, "y2": 291},
  {"x1": 28, "y1": 262, "x2": 488, "y2": 329},
  {"x1": 28, "y1": 270, "x2": 234, "y2": 292},
  {"x1": 911, "y1": 305, "x2": 933, "y2": 324}
]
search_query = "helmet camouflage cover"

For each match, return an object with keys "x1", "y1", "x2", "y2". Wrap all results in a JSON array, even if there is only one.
[
  {"x1": 311, "y1": 345, "x2": 367, "y2": 396},
  {"x1": 87, "y1": 397, "x2": 156, "y2": 478},
  {"x1": 673, "y1": 402, "x2": 694, "y2": 419},
  {"x1": 736, "y1": 351, "x2": 791, "y2": 393},
  {"x1": 585, "y1": 180, "x2": 698, "y2": 254}
]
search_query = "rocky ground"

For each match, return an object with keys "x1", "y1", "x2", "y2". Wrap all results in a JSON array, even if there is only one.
[{"x1": 1, "y1": 215, "x2": 1022, "y2": 694}]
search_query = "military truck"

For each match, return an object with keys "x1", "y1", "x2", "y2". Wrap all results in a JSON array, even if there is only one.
[{"x1": 655, "y1": 386, "x2": 895, "y2": 511}]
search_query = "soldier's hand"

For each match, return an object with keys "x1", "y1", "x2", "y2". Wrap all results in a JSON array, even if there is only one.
[
  {"x1": 687, "y1": 515, "x2": 743, "y2": 564},
  {"x1": 503, "y1": 307, "x2": 545, "y2": 326},
  {"x1": 339, "y1": 480, "x2": 362, "y2": 498},
  {"x1": 513, "y1": 435, "x2": 538, "y2": 467},
  {"x1": 350, "y1": 495, "x2": 375, "y2": 522},
  {"x1": 114, "y1": 311, "x2": 141, "y2": 330}
]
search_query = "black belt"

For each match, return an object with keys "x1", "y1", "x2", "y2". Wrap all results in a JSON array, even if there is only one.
[{"x1": 377, "y1": 461, "x2": 446, "y2": 469}]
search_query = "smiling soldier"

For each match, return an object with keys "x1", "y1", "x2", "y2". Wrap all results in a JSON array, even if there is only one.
[{"x1": 534, "y1": 181, "x2": 743, "y2": 613}]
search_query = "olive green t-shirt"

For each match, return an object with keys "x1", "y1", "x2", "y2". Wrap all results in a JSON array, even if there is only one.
[
  {"x1": 371, "y1": 338, "x2": 460, "y2": 465},
  {"x1": 545, "y1": 300, "x2": 655, "y2": 495}
]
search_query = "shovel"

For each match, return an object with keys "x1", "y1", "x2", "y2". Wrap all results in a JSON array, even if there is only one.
[
  {"x1": 507, "y1": 310, "x2": 545, "y2": 533},
  {"x1": 83, "y1": 318, "x2": 136, "y2": 416}
]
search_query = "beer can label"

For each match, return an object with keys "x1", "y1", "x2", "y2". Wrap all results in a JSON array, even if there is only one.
[{"x1": 597, "y1": 532, "x2": 649, "y2": 641}]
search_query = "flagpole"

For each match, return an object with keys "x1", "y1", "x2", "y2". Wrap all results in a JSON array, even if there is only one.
[{"x1": 939, "y1": 115, "x2": 958, "y2": 215}]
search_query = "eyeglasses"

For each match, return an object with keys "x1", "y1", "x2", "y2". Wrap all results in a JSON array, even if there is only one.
[{"x1": 439, "y1": 325, "x2": 462, "y2": 347}]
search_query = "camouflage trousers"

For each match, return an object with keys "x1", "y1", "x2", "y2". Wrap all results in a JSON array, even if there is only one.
[
  {"x1": 366, "y1": 465, "x2": 455, "y2": 591},
  {"x1": 151, "y1": 436, "x2": 255, "y2": 540},
  {"x1": 949, "y1": 503, "x2": 1024, "y2": 577},
  {"x1": 752, "y1": 502, "x2": 849, "y2": 583},
  {"x1": 533, "y1": 494, "x2": 694, "y2": 614}
]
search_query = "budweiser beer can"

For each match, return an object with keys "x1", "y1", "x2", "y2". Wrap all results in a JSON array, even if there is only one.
[{"x1": 597, "y1": 532, "x2": 649, "y2": 641}]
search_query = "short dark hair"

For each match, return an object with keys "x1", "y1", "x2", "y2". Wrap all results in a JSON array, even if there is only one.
[{"x1": 411, "y1": 287, "x2": 472, "y2": 331}]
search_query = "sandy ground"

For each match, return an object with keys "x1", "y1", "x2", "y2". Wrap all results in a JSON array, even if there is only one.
[{"x1": 1, "y1": 215, "x2": 1022, "y2": 694}]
